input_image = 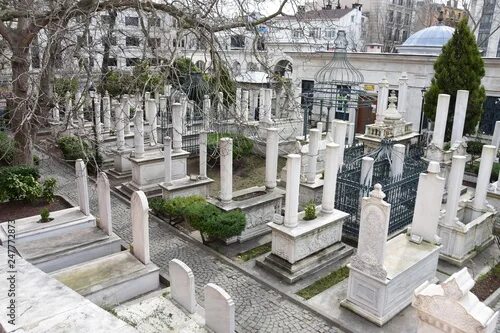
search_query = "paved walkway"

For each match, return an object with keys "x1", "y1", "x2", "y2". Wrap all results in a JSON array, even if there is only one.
[{"x1": 38, "y1": 154, "x2": 341, "y2": 333}]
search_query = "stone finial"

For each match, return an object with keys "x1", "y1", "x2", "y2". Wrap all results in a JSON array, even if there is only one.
[
  {"x1": 370, "y1": 183, "x2": 386, "y2": 200},
  {"x1": 413, "y1": 268, "x2": 499, "y2": 333},
  {"x1": 427, "y1": 161, "x2": 441, "y2": 174},
  {"x1": 383, "y1": 91, "x2": 402, "y2": 121},
  {"x1": 105, "y1": 90, "x2": 109, "y2": 97}
]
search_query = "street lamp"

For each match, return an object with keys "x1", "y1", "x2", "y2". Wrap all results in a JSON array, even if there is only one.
[{"x1": 418, "y1": 86, "x2": 427, "y2": 141}]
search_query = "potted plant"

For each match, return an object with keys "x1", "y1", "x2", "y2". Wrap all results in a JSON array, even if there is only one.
[{"x1": 303, "y1": 202, "x2": 317, "y2": 221}]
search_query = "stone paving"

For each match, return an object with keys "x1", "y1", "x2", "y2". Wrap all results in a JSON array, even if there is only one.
[{"x1": 38, "y1": 154, "x2": 341, "y2": 333}]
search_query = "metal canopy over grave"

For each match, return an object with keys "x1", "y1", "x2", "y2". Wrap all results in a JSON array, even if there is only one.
[{"x1": 336, "y1": 140, "x2": 427, "y2": 241}]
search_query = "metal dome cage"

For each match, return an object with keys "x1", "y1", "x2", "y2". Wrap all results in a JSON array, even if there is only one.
[{"x1": 302, "y1": 30, "x2": 372, "y2": 133}]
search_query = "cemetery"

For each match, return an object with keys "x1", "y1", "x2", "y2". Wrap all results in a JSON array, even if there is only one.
[{"x1": 0, "y1": 6, "x2": 500, "y2": 333}]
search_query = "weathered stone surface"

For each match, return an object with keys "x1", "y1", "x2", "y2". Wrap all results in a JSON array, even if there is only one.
[
  {"x1": 169, "y1": 259, "x2": 197, "y2": 314},
  {"x1": 205, "y1": 283, "x2": 235, "y2": 333},
  {"x1": 131, "y1": 191, "x2": 150, "y2": 264}
]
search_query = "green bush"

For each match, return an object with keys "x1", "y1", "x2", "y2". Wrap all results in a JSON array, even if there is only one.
[
  {"x1": 0, "y1": 132, "x2": 14, "y2": 166},
  {"x1": 207, "y1": 132, "x2": 254, "y2": 163},
  {"x1": 42, "y1": 178, "x2": 57, "y2": 203},
  {"x1": 304, "y1": 202, "x2": 317, "y2": 221},
  {"x1": 57, "y1": 135, "x2": 101, "y2": 173},
  {"x1": 54, "y1": 77, "x2": 78, "y2": 100},
  {"x1": 150, "y1": 195, "x2": 206, "y2": 219},
  {"x1": 40, "y1": 208, "x2": 50, "y2": 223},
  {"x1": 466, "y1": 140, "x2": 484, "y2": 159},
  {"x1": 1, "y1": 174, "x2": 42, "y2": 202}
]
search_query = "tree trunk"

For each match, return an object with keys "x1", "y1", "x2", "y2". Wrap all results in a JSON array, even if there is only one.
[{"x1": 10, "y1": 42, "x2": 34, "y2": 165}]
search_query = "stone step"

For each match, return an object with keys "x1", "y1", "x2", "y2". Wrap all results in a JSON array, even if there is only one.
[
  {"x1": 51, "y1": 251, "x2": 160, "y2": 306},
  {"x1": 16, "y1": 227, "x2": 122, "y2": 273},
  {"x1": 0, "y1": 207, "x2": 95, "y2": 245}
]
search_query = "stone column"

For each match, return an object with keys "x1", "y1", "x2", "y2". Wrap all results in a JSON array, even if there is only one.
[
  {"x1": 376, "y1": 78, "x2": 389, "y2": 123},
  {"x1": 172, "y1": 102, "x2": 183, "y2": 153},
  {"x1": 241, "y1": 90, "x2": 249, "y2": 122},
  {"x1": 410, "y1": 161, "x2": 445, "y2": 243},
  {"x1": 103, "y1": 91, "x2": 111, "y2": 132},
  {"x1": 249, "y1": 90, "x2": 256, "y2": 120},
  {"x1": 261, "y1": 88, "x2": 273, "y2": 123},
  {"x1": 115, "y1": 102, "x2": 125, "y2": 150},
  {"x1": 147, "y1": 99, "x2": 158, "y2": 145},
  {"x1": 333, "y1": 120, "x2": 348, "y2": 168},
  {"x1": 491, "y1": 121, "x2": 500, "y2": 150},
  {"x1": 472, "y1": 145, "x2": 496, "y2": 211},
  {"x1": 94, "y1": 95, "x2": 102, "y2": 142},
  {"x1": 203, "y1": 95, "x2": 211, "y2": 130},
  {"x1": 450, "y1": 90, "x2": 469, "y2": 145},
  {"x1": 322, "y1": 143, "x2": 340, "y2": 213},
  {"x1": 284, "y1": 154, "x2": 301, "y2": 228},
  {"x1": 217, "y1": 92, "x2": 224, "y2": 120},
  {"x1": 134, "y1": 107, "x2": 145, "y2": 158},
  {"x1": 164, "y1": 84, "x2": 171, "y2": 97},
  {"x1": 122, "y1": 94, "x2": 131, "y2": 134},
  {"x1": 360, "y1": 157, "x2": 374, "y2": 187},
  {"x1": 306, "y1": 129, "x2": 320, "y2": 184},
  {"x1": 180, "y1": 94, "x2": 188, "y2": 125},
  {"x1": 398, "y1": 72, "x2": 408, "y2": 115},
  {"x1": 131, "y1": 191, "x2": 150, "y2": 265},
  {"x1": 97, "y1": 172, "x2": 112, "y2": 236},
  {"x1": 391, "y1": 144, "x2": 405, "y2": 177},
  {"x1": 431, "y1": 94, "x2": 451, "y2": 150},
  {"x1": 199, "y1": 132, "x2": 208, "y2": 179},
  {"x1": 443, "y1": 155, "x2": 466, "y2": 226},
  {"x1": 220, "y1": 138, "x2": 233, "y2": 203},
  {"x1": 235, "y1": 87, "x2": 242, "y2": 119},
  {"x1": 164, "y1": 136, "x2": 172, "y2": 185},
  {"x1": 52, "y1": 102, "x2": 60, "y2": 123},
  {"x1": 265, "y1": 128, "x2": 279, "y2": 190},
  {"x1": 75, "y1": 159, "x2": 90, "y2": 216}
]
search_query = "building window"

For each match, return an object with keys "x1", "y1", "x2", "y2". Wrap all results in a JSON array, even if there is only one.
[
  {"x1": 126, "y1": 36, "x2": 140, "y2": 46},
  {"x1": 292, "y1": 28, "x2": 303, "y2": 38},
  {"x1": 398, "y1": 0, "x2": 403, "y2": 5},
  {"x1": 324, "y1": 28, "x2": 336, "y2": 39},
  {"x1": 125, "y1": 16, "x2": 139, "y2": 26},
  {"x1": 386, "y1": 27, "x2": 393, "y2": 40},
  {"x1": 404, "y1": 13, "x2": 410, "y2": 25},
  {"x1": 148, "y1": 38, "x2": 161, "y2": 49},
  {"x1": 309, "y1": 27, "x2": 321, "y2": 38},
  {"x1": 396, "y1": 12, "x2": 402, "y2": 24},
  {"x1": 102, "y1": 36, "x2": 117, "y2": 46},
  {"x1": 232, "y1": 61, "x2": 241, "y2": 76},
  {"x1": 230, "y1": 35, "x2": 245, "y2": 49},
  {"x1": 388, "y1": 11, "x2": 394, "y2": 23},
  {"x1": 256, "y1": 36, "x2": 265, "y2": 50},
  {"x1": 126, "y1": 58, "x2": 140, "y2": 66},
  {"x1": 106, "y1": 57, "x2": 117, "y2": 67},
  {"x1": 394, "y1": 29, "x2": 400, "y2": 41},
  {"x1": 149, "y1": 17, "x2": 161, "y2": 27},
  {"x1": 402, "y1": 30, "x2": 408, "y2": 41}
]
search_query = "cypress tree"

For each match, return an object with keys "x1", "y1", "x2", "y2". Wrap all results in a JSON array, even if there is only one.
[{"x1": 423, "y1": 19, "x2": 485, "y2": 141}]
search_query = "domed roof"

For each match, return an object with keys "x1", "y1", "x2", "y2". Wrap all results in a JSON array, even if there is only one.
[{"x1": 398, "y1": 24, "x2": 455, "y2": 55}]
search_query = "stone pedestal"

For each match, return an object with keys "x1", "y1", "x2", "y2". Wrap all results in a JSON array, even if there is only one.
[
  {"x1": 341, "y1": 234, "x2": 441, "y2": 326},
  {"x1": 119, "y1": 148, "x2": 187, "y2": 198},
  {"x1": 257, "y1": 208, "x2": 352, "y2": 283},
  {"x1": 210, "y1": 186, "x2": 285, "y2": 243},
  {"x1": 438, "y1": 201, "x2": 496, "y2": 266},
  {"x1": 160, "y1": 177, "x2": 213, "y2": 200}
]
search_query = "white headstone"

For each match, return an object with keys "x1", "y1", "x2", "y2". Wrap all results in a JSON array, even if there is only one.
[
  {"x1": 376, "y1": 78, "x2": 389, "y2": 123},
  {"x1": 97, "y1": 172, "x2": 112, "y2": 236},
  {"x1": 169, "y1": 259, "x2": 196, "y2": 314},
  {"x1": 172, "y1": 102, "x2": 183, "y2": 153},
  {"x1": 265, "y1": 128, "x2": 279, "y2": 190},
  {"x1": 241, "y1": 90, "x2": 249, "y2": 122},
  {"x1": 204, "y1": 283, "x2": 235, "y2": 333},
  {"x1": 203, "y1": 95, "x2": 211, "y2": 130},
  {"x1": 391, "y1": 144, "x2": 405, "y2": 177},
  {"x1": 443, "y1": 155, "x2": 466, "y2": 226},
  {"x1": 410, "y1": 162, "x2": 445, "y2": 244},
  {"x1": 220, "y1": 138, "x2": 233, "y2": 203},
  {"x1": 218, "y1": 92, "x2": 224, "y2": 119},
  {"x1": 103, "y1": 91, "x2": 111, "y2": 132},
  {"x1": 360, "y1": 156, "x2": 374, "y2": 187},
  {"x1": 432, "y1": 94, "x2": 450, "y2": 150},
  {"x1": 131, "y1": 191, "x2": 150, "y2": 265},
  {"x1": 413, "y1": 268, "x2": 499, "y2": 333},
  {"x1": 52, "y1": 102, "x2": 60, "y2": 123},
  {"x1": 164, "y1": 137, "x2": 172, "y2": 185},
  {"x1": 351, "y1": 184, "x2": 391, "y2": 280},
  {"x1": 114, "y1": 102, "x2": 125, "y2": 150},
  {"x1": 473, "y1": 145, "x2": 496, "y2": 211},
  {"x1": 199, "y1": 132, "x2": 208, "y2": 179},
  {"x1": 492, "y1": 121, "x2": 500, "y2": 150},
  {"x1": 147, "y1": 99, "x2": 158, "y2": 145},
  {"x1": 333, "y1": 120, "x2": 348, "y2": 168},
  {"x1": 134, "y1": 107, "x2": 145, "y2": 158},
  {"x1": 122, "y1": 94, "x2": 131, "y2": 134},
  {"x1": 306, "y1": 129, "x2": 320, "y2": 184},
  {"x1": 450, "y1": 90, "x2": 469, "y2": 145},
  {"x1": 235, "y1": 87, "x2": 242, "y2": 119},
  {"x1": 321, "y1": 143, "x2": 340, "y2": 213},
  {"x1": 398, "y1": 72, "x2": 408, "y2": 115},
  {"x1": 284, "y1": 154, "x2": 301, "y2": 228},
  {"x1": 75, "y1": 159, "x2": 90, "y2": 216},
  {"x1": 94, "y1": 94, "x2": 102, "y2": 142}
]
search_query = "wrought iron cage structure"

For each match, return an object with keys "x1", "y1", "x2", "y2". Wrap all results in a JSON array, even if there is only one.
[{"x1": 335, "y1": 141, "x2": 427, "y2": 241}]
